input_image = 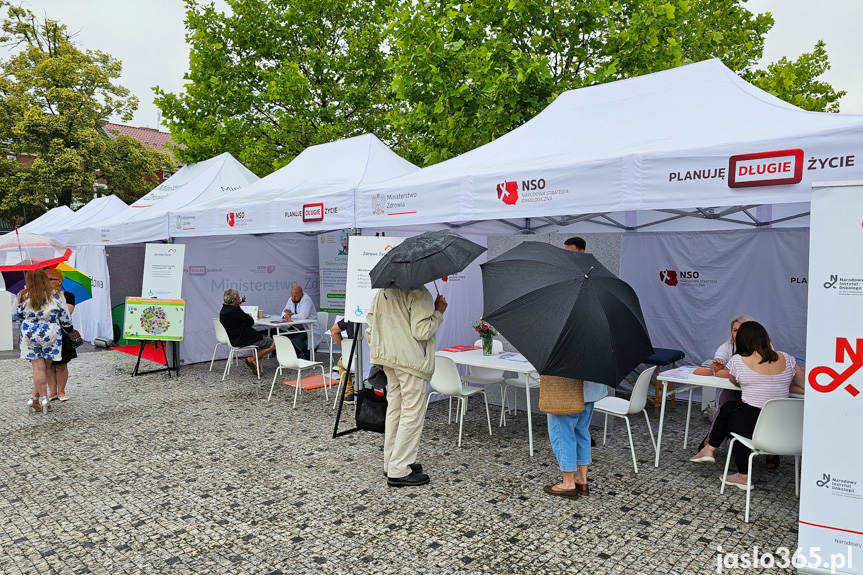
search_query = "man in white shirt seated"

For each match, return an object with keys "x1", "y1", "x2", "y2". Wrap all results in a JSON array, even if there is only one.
[{"x1": 282, "y1": 285, "x2": 320, "y2": 360}]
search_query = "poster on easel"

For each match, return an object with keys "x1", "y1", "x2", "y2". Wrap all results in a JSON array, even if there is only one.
[
  {"x1": 344, "y1": 236, "x2": 406, "y2": 323},
  {"x1": 141, "y1": 243, "x2": 185, "y2": 299},
  {"x1": 123, "y1": 298, "x2": 186, "y2": 341}
]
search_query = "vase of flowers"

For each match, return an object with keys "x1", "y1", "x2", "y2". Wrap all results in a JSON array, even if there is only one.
[{"x1": 472, "y1": 319, "x2": 498, "y2": 355}]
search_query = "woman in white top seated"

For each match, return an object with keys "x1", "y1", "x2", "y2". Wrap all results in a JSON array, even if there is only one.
[{"x1": 689, "y1": 321, "x2": 804, "y2": 488}]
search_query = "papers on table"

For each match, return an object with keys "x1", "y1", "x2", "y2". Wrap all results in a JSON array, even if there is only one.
[
  {"x1": 499, "y1": 352, "x2": 529, "y2": 362},
  {"x1": 268, "y1": 319, "x2": 289, "y2": 324},
  {"x1": 660, "y1": 365, "x2": 699, "y2": 379},
  {"x1": 440, "y1": 345, "x2": 481, "y2": 352}
]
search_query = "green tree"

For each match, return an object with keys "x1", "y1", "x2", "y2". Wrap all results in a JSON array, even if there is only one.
[
  {"x1": 386, "y1": 0, "x2": 845, "y2": 165},
  {"x1": 155, "y1": 0, "x2": 393, "y2": 176},
  {"x1": 159, "y1": 0, "x2": 845, "y2": 170},
  {"x1": 0, "y1": 2, "x2": 173, "y2": 222}
]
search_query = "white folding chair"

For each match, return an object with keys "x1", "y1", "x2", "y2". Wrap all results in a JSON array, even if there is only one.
[
  {"x1": 332, "y1": 338, "x2": 357, "y2": 409},
  {"x1": 426, "y1": 355, "x2": 492, "y2": 447},
  {"x1": 720, "y1": 398, "x2": 804, "y2": 522},
  {"x1": 268, "y1": 335, "x2": 326, "y2": 408},
  {"x1": 594, "y1": 366, "x2": 657, "y2": 473},
  {"x1": 499, "y1": 371, "x2": 540, "y2": 427},
  {"x1": 210, "y1": 318, "x2": 260, "y2": 380}
]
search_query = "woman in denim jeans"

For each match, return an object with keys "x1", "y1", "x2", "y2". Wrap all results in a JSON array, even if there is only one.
[{"x1": 543, "y1": 380, "x2": 608, "y2": 499}]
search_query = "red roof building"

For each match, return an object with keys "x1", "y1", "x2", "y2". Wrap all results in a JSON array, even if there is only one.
[{"x1": 103, "y1": 122, "x2": 184, "y2": 182}]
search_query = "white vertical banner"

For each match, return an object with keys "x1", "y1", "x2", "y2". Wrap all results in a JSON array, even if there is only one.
[
  {"x1": 344, "y1": 236, "x2": 406, "y2": 323},
  {"x1": 317, "y1": 230, "x2": 350, "y2": 313},
  {"x1": 72, "y1": 245, "x2": 113, "y2": 342},
  {"x1": 798, "y1": 182, "x2": 863, "y2": 575},
  {"x1": 141, "y1": 243, "x2": 186, "y2": 299}
]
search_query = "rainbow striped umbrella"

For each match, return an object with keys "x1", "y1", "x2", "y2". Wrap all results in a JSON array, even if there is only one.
[
  {"x1": 1, "y1": 262, "x2": 92, "y2": 304},
  {"x1": 56, "y1": 262, "x2": 92, "y2": 304}
]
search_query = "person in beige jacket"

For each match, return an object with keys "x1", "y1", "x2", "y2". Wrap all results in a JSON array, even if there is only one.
[{"x1": 366, "y1": 286, "x2": 447, "y2": 487}]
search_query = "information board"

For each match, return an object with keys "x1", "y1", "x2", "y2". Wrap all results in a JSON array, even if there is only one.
[
  {"x1": 343, "y1": 236, "x2": 405, "y2": 323},
  {"x1": 123, "y1": 298, "x2": 186, "y2": 341},
  {"x1": 141, "y1": 243, "x2": 186, "y2": 299},
  {"x1": 318, "y1": 230, "x2": 350, "y2": 313}
]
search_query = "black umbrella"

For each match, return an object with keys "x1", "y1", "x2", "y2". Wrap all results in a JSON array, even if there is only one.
[
  {"x1": 481, "y1": 242, "x2": 653, "y2": 387},
  {"x1": 370, "y1": 230, "x2": 487, "y2": 290}
]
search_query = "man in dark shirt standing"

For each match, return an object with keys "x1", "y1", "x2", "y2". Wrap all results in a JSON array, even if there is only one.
[{"x1": 219, "y1": 289, "x2": 275, "y2": 374}]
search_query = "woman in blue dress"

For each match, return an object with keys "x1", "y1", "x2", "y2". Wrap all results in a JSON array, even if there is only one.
[{"x1": 16, "y1": 268, "x2": 72, "y2": 414}]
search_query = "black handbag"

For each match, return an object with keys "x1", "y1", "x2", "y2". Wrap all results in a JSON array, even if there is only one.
[
  {"x1": 355, "y1": 366, "x2": 388, "y2": 433},
  {"x1": 63, "y1": 326, "x2": 84, "y2": 348}
]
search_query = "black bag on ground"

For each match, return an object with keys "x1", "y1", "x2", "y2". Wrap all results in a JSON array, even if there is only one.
[{"x1": 355, "y1": 365, "x2": 388, "y2": 433}]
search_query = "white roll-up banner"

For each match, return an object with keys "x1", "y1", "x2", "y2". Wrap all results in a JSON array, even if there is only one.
[{"x1": 798, "y1": 182, "x2": 863, "y2": 575}]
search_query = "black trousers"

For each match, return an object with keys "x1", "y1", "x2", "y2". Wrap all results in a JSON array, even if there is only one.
[{"x1": 707, "y1": 400, "x2": 761, "y2": 474}]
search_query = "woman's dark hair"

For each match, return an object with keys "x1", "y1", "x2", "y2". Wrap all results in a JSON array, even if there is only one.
[{"x1": 734, "y1": 321, "x2": 778, "y2": 363}]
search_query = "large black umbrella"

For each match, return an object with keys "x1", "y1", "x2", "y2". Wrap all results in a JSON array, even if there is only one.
[
  {"x1": 481, "y1": 242, "x2": 653, "y2": 387},
  {"x1": 370, "y1": 230, "x2": 487, "y2": 290}
]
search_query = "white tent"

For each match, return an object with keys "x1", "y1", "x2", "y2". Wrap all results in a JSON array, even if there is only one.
[
  {"x1": 171, "y1": 134, "x2": 420, "y2": 365},
  {"x1": 171, "y1": 134, "x2": 419, "y2": 237},
  {"x1": 17, "y1": 206, "x2": 74, "y2": 234},
  {"x1": 69, "y1": 152, "x2": 259, "y2": 246},
  {"x1": 45, "y1": 195, "x2": 127, "y2": 245},
  {"x1": 357, "y1": 59, "x2": 863, "y2": 231}
]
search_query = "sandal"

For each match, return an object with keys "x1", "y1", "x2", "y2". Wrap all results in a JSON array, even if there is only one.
[{"x1": 766, "y1": 455, "x2": 780, "y2": 470}]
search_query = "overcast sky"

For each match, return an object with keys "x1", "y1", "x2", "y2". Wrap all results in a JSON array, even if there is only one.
[{"x1": 15, "y1": 0, "x2": 863, "y2": 129}]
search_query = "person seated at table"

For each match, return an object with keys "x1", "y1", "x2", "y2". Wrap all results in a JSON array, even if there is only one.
[
  {"x1": 710, "y1": 315, "x2": 755, "y2": 375},
  {"x1": 282, "y1": 285, "x2": 321, "y2": 360},
  {"x1": 689, "y1": 321, "x2": 805, "y2": 487},
  {"x1": 220, "y1": 289, "x2": 275, "y2": 374},
  {"x1": 330, "y1": 317, "x2": 358, "y2": 404}
]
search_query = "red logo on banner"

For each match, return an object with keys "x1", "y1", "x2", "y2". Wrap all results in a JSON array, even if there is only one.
[
  {"x1": 496, "y1": 181, "x2": 519, "y2": 205},
  {"x1": 808, "y1": 338, "x2": 863, "y2": 397},
  {"x1": 659, "y1": 270, "x2": 678, "y2": 286},
  {"x1": 302, "y1": 203, "x2": 324, "y2": 222},
  {"x1": 441, "y1": 276, "x2": 448, "y2": 282},
  {"x1": 227, "y1": 213, "x2": 235, "y2": 227},
  {"x1": 728, "y1": 149, "x2": 804, "y2": 188}
]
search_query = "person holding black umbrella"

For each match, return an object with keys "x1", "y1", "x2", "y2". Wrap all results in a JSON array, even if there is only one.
[
  {"x1": 366, "y1": 230, "x2": 486, "y2": 487},
  {"x1": 366, "y1": 287, "x2": 447, "y2": 487}
]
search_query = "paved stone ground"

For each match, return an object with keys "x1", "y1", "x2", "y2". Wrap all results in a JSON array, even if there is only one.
[{"x1": 0, "y1": 350, "x2": 801, "y2": 574}]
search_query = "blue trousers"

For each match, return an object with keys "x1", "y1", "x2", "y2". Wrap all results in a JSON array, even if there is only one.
[{"x1": 547, "y1": 403, "x2": 595, "y2": 472}]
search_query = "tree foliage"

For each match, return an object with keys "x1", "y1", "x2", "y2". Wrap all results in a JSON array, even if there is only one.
[
  {"x1": 158, "y1": 0, "x2": 846, "y2": 170},
  {"x1": 0, "y1": 2, "x2": 174, "y2": 222},
  {"x1": 155, "y1": 0, "x2": 393, "y2": 176}
]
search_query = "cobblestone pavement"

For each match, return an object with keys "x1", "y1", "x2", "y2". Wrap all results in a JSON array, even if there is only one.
[{"x1": 0, "y1": 350, "x2": 800, "y2": 574}]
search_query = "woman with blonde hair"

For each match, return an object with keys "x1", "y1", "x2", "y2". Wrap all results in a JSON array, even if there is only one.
[
  {"x1": 16, "y1": 268, "x2": 72, "y2": 413},
  {"x1": 45, "y1": 267, "x2": 76, "y2": 401}
]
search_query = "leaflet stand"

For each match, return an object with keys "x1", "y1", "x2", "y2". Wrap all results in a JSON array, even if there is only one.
[
  {"x1": 332, "y1": 325, "x2": 363, "y2": 438},
  {"x1": 131, "y1": 340, "x2": 178, "y2": 378}
]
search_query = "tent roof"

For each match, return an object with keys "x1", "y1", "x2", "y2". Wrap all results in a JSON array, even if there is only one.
[
  {"x1": 171, "y1": 134, "x2": 418, "y2": 236},
  {"x1": 69, "y1": 153, "x2": 259, "y2": 245},
  {"x1": 17, "y1": 206, "x2": 74, "y2": 234},
  {"x1": 45, "y1": 195, "x2": 127, "y2": 244},
  {"x1": 357, "y1": 59, "x2": 863, "y2": 229}
]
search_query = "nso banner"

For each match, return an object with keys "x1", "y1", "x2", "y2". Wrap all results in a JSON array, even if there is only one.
[
  {"x1": 317, "y1": 231, "x2": 350, "y2": 313},
  {"x1": 798, "y1": 182, "x2": 863, "y2": 575},
  {"x1": 620, "y1": 229, "x2": 809, "y2": 365}
]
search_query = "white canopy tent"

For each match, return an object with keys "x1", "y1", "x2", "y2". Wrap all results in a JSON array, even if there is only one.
[
  {"x1": 17, "y1": 205, "x2": 74, "y2": 234},
  {"x1": 171, "y1": 134, "x2": 421, "y2": 365},
  {"x1": 357, "y1": 59, "x2": 863, "y2": 232},
  {"x1": 69, "y1": 152, "x2": 259, "y2": 246},
  {"x1": 171, "y1": 133, "x2": 419, "y2": 238},
  {"x1": 68, "y1": 153, "x2": 259, "y2": 343},
  {"x1": 45, "y1": 195, "x2": 127, "y2": 245}
]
